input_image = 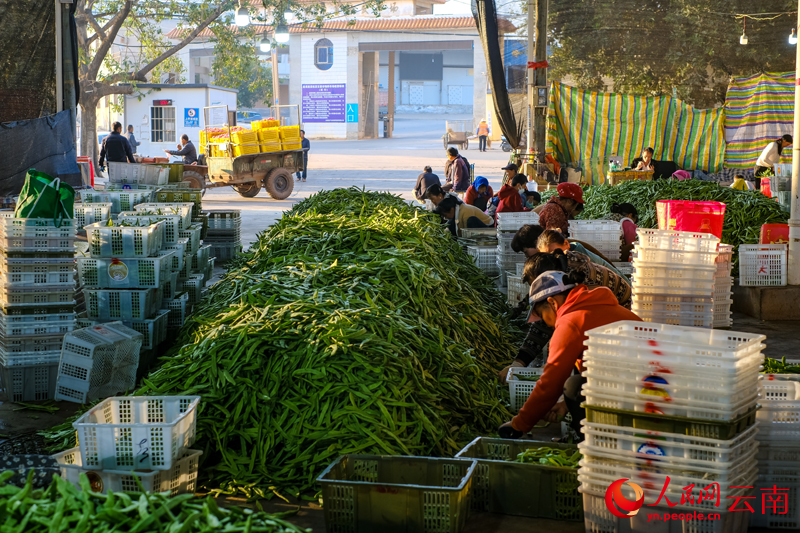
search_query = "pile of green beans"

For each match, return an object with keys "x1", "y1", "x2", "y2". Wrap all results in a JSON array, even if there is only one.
[
  {"x1": 515, "y1": 447, "x2": 582, "y2": 468},
  {"x1": 42, "y1": 188, "x2": 516, "y2": 499},
  {"x1": 0, "y1": 470, "x2": 309, "y2": 533},
  {"x1": 762, "y1": 356, "x2": 800, "y2": 374}
]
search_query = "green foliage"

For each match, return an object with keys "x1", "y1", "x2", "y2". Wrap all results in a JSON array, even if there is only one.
[
  {"x1": 210, "y1": 18, "x2": 272, "y2": 108},
  {"x1": 548, "y1": 0, "x2": 797, "y2": 107}
]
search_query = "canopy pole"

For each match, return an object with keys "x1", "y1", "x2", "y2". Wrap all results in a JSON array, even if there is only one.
[{"x1": 790, "y1": 6, "x2": 800, "y2": 285}]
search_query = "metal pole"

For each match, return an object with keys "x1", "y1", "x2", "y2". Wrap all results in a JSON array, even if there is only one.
[
  {"x1": 526, "y1": 0, "x2": 534, "y2": 155},
  {"x1": 55, "y1": 0, "x2": 63, "y2": 113},
  {"x1": 532, "y1": 0, "x2": 548, "y2": 156},
  {"x1": 790, "y1": 6, "x2": 800, "y2": 285},
  {"x1": 271, "y1": 48, "x2": 280, "y2": 109}
]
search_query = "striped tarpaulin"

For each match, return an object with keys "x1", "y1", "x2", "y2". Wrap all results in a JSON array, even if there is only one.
[
  {"x1": 724, "y1": 72, "x2": 794, "y2": 169},
  {"x1": 546, "y1": 81, "x2": 725, "y2": 185}
]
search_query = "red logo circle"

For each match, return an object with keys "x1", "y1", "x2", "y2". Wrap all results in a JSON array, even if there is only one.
[{"x1": 605, "y1": 478, "x2": 645, "y2": 518}]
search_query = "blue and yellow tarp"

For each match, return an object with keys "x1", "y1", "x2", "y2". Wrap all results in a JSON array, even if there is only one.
[{"x1": 546, "y1": 81, "x2": 725, "y2": 185}]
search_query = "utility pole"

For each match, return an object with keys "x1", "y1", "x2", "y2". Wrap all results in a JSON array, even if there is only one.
[
  {"x1": 526, "y1": 0, "x2": 534, "y2": 155},
  {"x1": 532, "y1": 0, "x2": 548, "y2": 156},
  {"x1": 790, "y1": 6, "x2": 800, "y2": 285},
  {"x1": 271, "y1": 48, "x2": 280, "y2": 114}
]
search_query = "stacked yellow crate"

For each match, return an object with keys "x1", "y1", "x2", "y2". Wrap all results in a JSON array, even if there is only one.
[
  {"x1": 279, "y1": 125, "x2": 302, "y2": 150},
  {"x1": 258, "y1": 128, "x2": 281, "y2": 153},
  {"x1": 231, "y1": 130, "x2": 260, "y2": 156}
]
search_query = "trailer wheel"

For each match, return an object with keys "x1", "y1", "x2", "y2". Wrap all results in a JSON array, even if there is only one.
[
  {"x1": 264, "y1": 168, "x2": 294, "y2": 200},
  {"x1": 182, "y1": 170, "x2": 207, "y2": 197},
  {"x1": 233, "y1": 181, "x2": 261, "y2": 198}
]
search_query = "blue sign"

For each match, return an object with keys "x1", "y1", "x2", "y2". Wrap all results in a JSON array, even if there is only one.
[
  {"x1": 302, "y1": 84, "x2": 346, "y2": 123},
  {"x1": 346, "y1": 104, "x2": 358, "y2": 123},
  {"x1": 184, "y1": 108, "x2": 200, "y2": 128}
]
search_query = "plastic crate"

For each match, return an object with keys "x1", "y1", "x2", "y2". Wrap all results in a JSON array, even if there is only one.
[
  {"x1": 0, "y1": 346, "x2": 61, "y2": 367},
  {"x1": 631, "y1": 294, "x2": 713, "y2": 314},
  {"x1": 82, "y1": 189, "x2": 153, "y2": 214},
  {"x1": 633, "y1": 308, "x2": 713, "y2": 328},
  {"x1": 203, "y1": 257, "x2": 215, "y2": 285},
  {"x1": 0, "y1": 286, "x2": 75, "y2": 306},
  {"x1": 84, "y1": 287, "x2": 163, "y2": 320},
  {"x1": 177, "y1": 224, "x2": 202, "y2": 255},
  {"x1": 162, "y1": 271, "x2": 179, "y2": 300},
  {"x1": 162, "y1": 238, "x2": 188, "y2": 272},
  {"x1": 209, "y1": 243, "x2": 242, "y2": 262},
  {"x1": 178, "y1": 274, "x2": 204, "y2": 307},
  {"x1": 55, "y1": 447, "x2": 201, "y2": 495},
  {"x1": 177, "y1": 251, "x2": 192, "y2": 280},
  {"x1": 507, "y1": 366, "x2": 544, "y2": 411},
  {"x1": 153, "y1": 191, "x2": 202, "y2": 217},
  {"x1": 713, "y1": 298, "x2": 732, "y2": 317},
  {"x1": 0, "y1": 234, "x2": 74, "y2": 253},
  {"x1": 466, "y1": 245, "x2": 497, "y2": 273},
  {"x1": 570, "y1": 219, "x2": 621, "y2": 232},
  {"x1": 191, "y1": 244, "x2": 211, "y2": 272},
  {"x1": 84, "y1": 220, "x2": 165, "y2": 258},
  {"x1": 0, "y1": 213, "x2": 74, "y2": 229},
  {"x1": 515, "y1": 262, "x2": 526, "y2": 276},
  {"x1": 108, "y1": 162, "x2": 169, "y2": 186},
  {"x1": 206, "y1": 209, "x2": 241, "y2": 229},
  {"x1": 612, "y1": 261, "x2": 634, "y2": 276},
  {"x1": 757, "y1": 376, "x2": 800, "y2": 430},
  {"x1": 739, "y1": 244, "x2": 787, "y2": 286},
  {"x1": 192, "y1": 215, "x2": 209, "y2": 240},
  {"x1": 495, "y1": 211, "x2": 539, "y2": 231},
  {"x1": 203, "y1": 228, "x2": 241, "y2": 243},
  {"x1": 636, "y1": 228, "x2": 720, "y2": 252},
  {"x1": 72, "y1": 395, "x2": 200, "y2": 470},
  {"x1": 0, "y1": 334, "x2": 64, "y2": 354},
  {"x1": 77, "y1": 251, "x2": 175, "y2": 288},
  {"x1": 633, "y1": 246, "x2": 719, "y2": 267},
  {"x1": 0, "y1": 362, "x2": 58, "y2": 401},
  {"x1": 581, "y1": 419, "x2": 758, "y2": 465},
  {"x1": 0, "y1": 262, "x2": 74, "y2": 286},
  {"x1": 631, "y1": 276, "x2": 715, "y2": 296},
  {"x1": 0, "y1": 314, "x2": 75, "y2": 337},
  {"x1": 0, "y1": 304, "x2": 74, "y2": 317},
  {"x1": 717, "y1": 244, "x2": 733, "y2": 264},
  {"x1": 117, "y1": 212, "x2": 183, "y2": 243},
  {"x1": 318, "y1": 454, "x2": 476, "y2": 533},
  {"x1": 506, "y1": 274, "x2": 528, "y2": 306},
  {"x1": 584, "y1": 404, "x2": 758, "y2": 440},
  {"x1": 161, "y1": 292, "x2": 189, "y2": 329},
  {"x1": 125, "y1": 309, "x2": 170, "y2": 350},
  {"x1": 134, "y1": 202, "x2": 194, "y2": 230},
  {"x1": 750, "y1": 480, "x2": 800, "y2": 530},
  {"x1": 454, "y1": 437, "x2": 581, "y2": 519}
]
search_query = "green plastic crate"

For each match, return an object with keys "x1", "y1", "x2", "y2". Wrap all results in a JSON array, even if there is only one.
[
  {"x1": 318, "y1": 455, "x2": 476, "y2": 533},
  {"x1": 454, "y1": 437, "x2": 581, "y2": 520}
]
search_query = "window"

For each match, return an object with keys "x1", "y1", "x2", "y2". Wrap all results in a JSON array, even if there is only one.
[
  {"x1": 150, "y1": 106, "x2": 176, "y2": 143},
  {"x1": 314, "y1": 38, "x2": 333, "y2": 71},
  {"x1": 195, "y1": 73, "x2": 200, "y2": 84}
]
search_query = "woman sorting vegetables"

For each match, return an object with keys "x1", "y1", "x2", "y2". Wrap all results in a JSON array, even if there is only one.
[
  {"x1": 608, "y1": 203, "x2": 638, "y2": 260},
  {"x1": 433, "y1": 195, "x2": 494, "y2": 237},
  {"x1": 464, "y1": 176, "x2": 494, "y2": 211},
  {"x1": 498, "y1": 271, "x2": 641, "y2": 439},
  {"x1": 425, "y1": 184, "x2": 462, "y2": 209},
  {"x1": 754, "y1": 134, "x2": 792, "y2": 188}
]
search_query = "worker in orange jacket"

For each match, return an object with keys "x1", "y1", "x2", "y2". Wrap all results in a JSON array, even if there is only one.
[
  {"x1": 498, "y1": 271, "x2": 642, "y2": 439},
  {"x1": 476, "y1": 120, "x2": 490, "y2": 152}
]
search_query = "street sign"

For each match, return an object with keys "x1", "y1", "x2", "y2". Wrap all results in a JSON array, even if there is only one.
[
  {"x1": 346, "y1": 104, "x2": 358, "y2": 123},
  {"x1": 184, "y1": 108, "x2": 199, "y2": 128}
]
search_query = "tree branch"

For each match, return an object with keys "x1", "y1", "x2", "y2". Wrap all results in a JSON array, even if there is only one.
[
  {"x1": 132, "y1": 3, "x2": 230, "y2": 81},
  {"x1": 87, "y1": 0, "x2": 135, "y2": 80}
]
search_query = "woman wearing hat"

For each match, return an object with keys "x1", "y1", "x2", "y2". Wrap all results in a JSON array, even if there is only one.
[{"x1": 537, "y1": 183, "x2": 584, "y2": 235}]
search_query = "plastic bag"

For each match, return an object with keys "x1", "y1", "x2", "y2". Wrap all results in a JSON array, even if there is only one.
[{"x1": 14, "y1": 169, "x2": 75, "y2": 226}]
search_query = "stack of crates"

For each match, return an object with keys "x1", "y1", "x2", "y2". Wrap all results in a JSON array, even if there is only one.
[
  {"x1": 714, "y1": 244, "x2": 734, "y2": 328},
  {"x1": 205, "y1": 210, "x2": 241, "y2": 266},
  {"x1": 495, "y1": 211, "x2": 538, "y2": 288},
  {"x1": 279, "y1": 125, "x2": 302, "y2": 150},
  {"x1": 579, "y1": 321, "x2": 763, "y2": 533},
  {"x1": 753, "y1": 373, "x2": 800, "y2": 529},
  {"x1": 631, "y1": 229, "x2": 719, "y2": 328},
  {"x1": 52, "y1": 395, "x2": 202, "y2": 494},
  {"x1": 466, "y1": 245, "x2": 498, "y2": 277},
  {"x1": 0, "y1": 214, "x2": 77, "y2": 402},
  {"x1": 79, "y1": 218, "x2": 171, "y2": 351},
  {"x1": 53, "y1": 323, "x2": 143, "y2": 403},
  {"x1": 568, "y1": 220, "x2": 621, "y2": 261}
]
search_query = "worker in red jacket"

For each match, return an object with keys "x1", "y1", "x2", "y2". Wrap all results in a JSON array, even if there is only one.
[
  {"x1": 537, "y1": 182, "x2": 584, "y2": 235},
  {"x1": 496, "y1": 174, "x2": 530, "y2": 213},
  {"x1": 498, "y1": 271, "x2": 642, "y2": 439}
]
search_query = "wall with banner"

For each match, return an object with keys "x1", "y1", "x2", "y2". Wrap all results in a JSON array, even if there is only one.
[
  {"x1": 724, "y1": 72, "x2": 794, "y2": 170},
  {"x1": 546, "y1": 81, "x2": 725, "y2": 185}
]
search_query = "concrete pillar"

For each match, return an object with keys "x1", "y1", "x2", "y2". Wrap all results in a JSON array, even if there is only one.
[
  {"x1": 473, "y1": 37, "x2": 489, "y2": 137},
  {"x1": 346, "y1": 35, "x2": 360, "y2": 140},
  {"x1": 360, "y1": 51, "x2": 379, "y2": 139},
  {"x1": 288, "y1": 35, "x2": 301, "y2": 108},
  {"x1": 387, "y1": 51, "x2": 395, "y2": 137}
]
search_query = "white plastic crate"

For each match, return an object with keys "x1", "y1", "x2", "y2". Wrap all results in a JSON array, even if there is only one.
[
  {"x1": 77, "y1": 251, "x2": 175, "y2": 288},
  {"x1": 162, "y1": 238, "x2": 188, "y2": 272},
  {"x1": 72, "y1": 395, "x2": 200, "y2": 470},
  {"x1": 750, "y1": 480, "x2": 800, "y2": 530},
  {"x1": 713, "y1": 298, "x2": 732, "y2": 317},
  {"x1": 466, "y1": 245, "x2": 498, "y2": 273},
  {"x1": 84, "y1": 220, "x2": 165, "y2": 258},
  {"x1": 757, "y1": 377, "x2": 800, "y2": 432},
  {"x1": 0, "y1": 334, "x2": 64, "y2": 354},
  {"x1": 632, "y1": 276, "x2": 715, "y2": 296},
  {"x1": 191, "y1": 244, "x2": 211, "y2": 271},
  {"x1": 506, "y1": 274, "x2": 529, "y2": 306},
  {"x1": 714, "y1": 277, "x2": 733, "y2": 299},
  {"x1": 0, "y1": 213, "x2": 74, "y2": 228},
  {"x1": 162, "y1": 271, "x2": 179, "y2": 300},
  {"x1": 209, "y1": 243, "x2": 242, "y2": 262},
  {"x1": 633, "y1": 263, "x2": 716, "y2": 283},
  {"x1": 632, "y1": 294, "x2": 713, "y2": 313},
  {"x1": 161, "y1": 292, "x2": 189, "y2": 329},
  {"x1": 515, "y1": 262, "x2": 526, "y2": 276},
  {"x1": 54, "y1": 447, "x2": 201, "y2": 495},
  {"x1": 135, "y1": 203, "x2": 194, "y2": 230},
  {"x1": 117, "y1": 211, "x2": 184, "y2": 243},
  {"x1": 0, "y1": 316, "x2": 75, "y2": 337},
  {"x1": 177, "y1": 252, "x2": 192, "y2": 280},
  {"x1": 739, "y1": 244, "x2": 787, "y2": 286},
  {"x1": 717, "y1": 244, "x2": 733, "y2": 264},
  {"x1": 495, "y1": 211, "x2": 539, "y2": 231},
  {"x1": 637, "y1": 228, "x2": 720, "y2": 252},
  {"x1": 178, "y1": 274, "x2": 204, "y2": 307},
  {"x1": 203, "y1": 257, "x2": 215, "y2": 285},
  {"x1": 0, "y1": 308, "x2": 75, "y2": 322},
  {"x1": 755, "y1": 439, "x2": 800, "y2": 464},
  {"x1": 0, "y1": 362, "x2": 58, "y2": 402},
  {"x1": 177, "y1": 224, "x2": 202, "y2": 254},
  {"x1": 84, "y1": 287, "x2": 163, "y2": 320},
  {"x1": 507, "y1": 366, "x2": 543, "y2": 412},
  {"x1": 74, "y1": 203, "x2": 112, "y2": 230},
  {"x1": 107, "y1": 162, "x2": 169, "y2": 186},
  {"x1": 82, "y1": 189, "x2": 153, "y2": 214},
  {"x1": 633, "y1": 246, "x2": 719, "y2": 267},
  {"x1": 0, "y1": 346, "x2": 61, "y2": 367},
  {"x1": 633, "y1": 308, "x2": 713, "y2": 328},
  {"x1": 125, "y1": 309, "x2": 170, "y2": 350},
  {"x1": 0, "y1": 234, "x2": 74, "y2": 253},
  {"x1": 0, "y1": 286, "x2": 75, "y2": 306},
  {"x1": 0, "y1": 263, "x2": 74, "y2": 286},
  {"x1": 206, "y1": 209, "x2": 241, "y2": 229},
  {"x1": 0, "y1": 219, "x2": 74, "y2": 239},
  {"x1": 570, "y1": 219, "x2": 621, "y2": 232},
  {"x1": 611, "y1": 261, "x2": 634, "y2": 277}
]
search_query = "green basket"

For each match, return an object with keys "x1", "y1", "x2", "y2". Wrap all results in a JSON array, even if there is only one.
[
  {"x1": 584, "y1": 404, "x2": 758, "y2": 440},
  {"x1": 454, "y1": 437, "x2": 582, "y2": 520},
  {"x1": 318, "y1": 455, "x2": 476, "y2": 533}
]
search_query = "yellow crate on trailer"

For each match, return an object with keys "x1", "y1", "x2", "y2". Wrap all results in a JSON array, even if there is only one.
[{"x1": 257, "y1": 129, "x2": 281, "y2": 153}]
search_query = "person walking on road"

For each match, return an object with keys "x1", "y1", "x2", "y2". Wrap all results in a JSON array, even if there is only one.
[
  {"x1": 98, "y1": 121, "x2": 135, "y2": 171},
  {"x1": 296, "y1": 130, "x2": 310, "y2": 182},
  {"x1": 164, "y1": 134, "x2": 198, "y2": 165},
  {"x1": 414, "y1": 166, "x2": 441, "y2": 202},
  {"x1": 125, "y1": 125, "x2": 141, "y2": 155},
  {"x1": 476, "y1": 120, "x2": 490, "y2": 152},
  {"x1": 443, "y1": 147, "x2": 470, "y2": 193}
]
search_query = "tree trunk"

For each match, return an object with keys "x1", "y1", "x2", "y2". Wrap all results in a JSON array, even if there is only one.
[{"x1": 80, "y1": 96, "x2": 99, "y2": 165}]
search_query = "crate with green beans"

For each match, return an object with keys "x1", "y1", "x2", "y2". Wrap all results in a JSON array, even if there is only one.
[{"x1": 455, "y1": 437, "x2": 582, "y2": 520}]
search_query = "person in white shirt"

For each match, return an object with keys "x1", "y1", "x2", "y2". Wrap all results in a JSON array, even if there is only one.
[{"x1": 754, "y1": 134, "x2": 792, "y2": 188}]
